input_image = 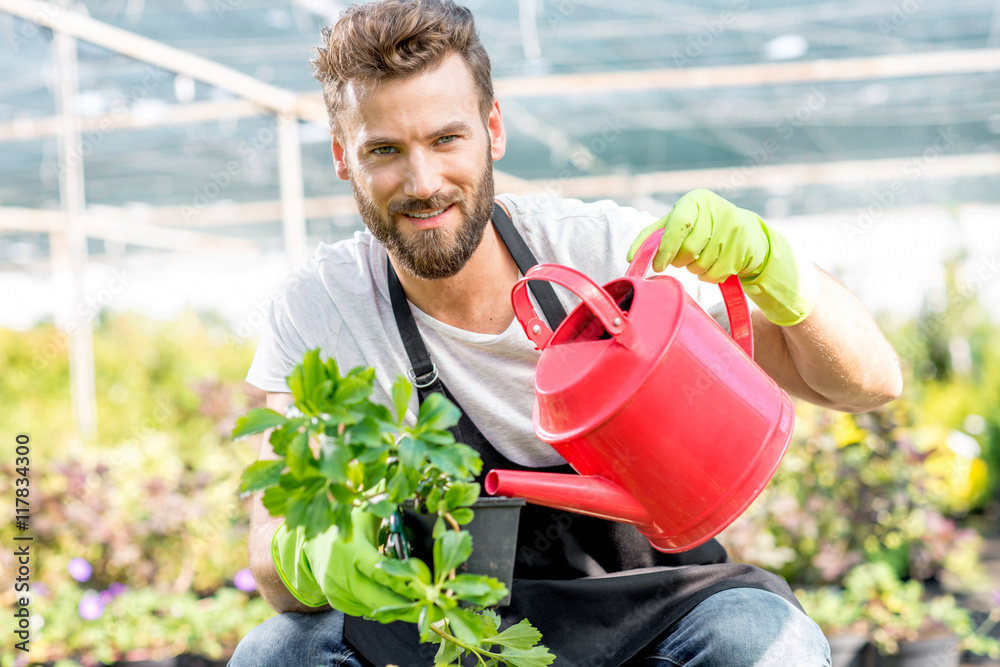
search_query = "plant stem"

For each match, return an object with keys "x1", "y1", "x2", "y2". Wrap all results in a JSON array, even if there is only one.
[
  {"x1": 429, "y1": 623, "x2": 503, "y2": 664},
  {"x1": 443, "y1": 511, "x2": 461, "y2": 533}
]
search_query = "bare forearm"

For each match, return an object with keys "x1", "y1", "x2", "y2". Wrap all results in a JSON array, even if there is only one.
[
  {"x1": 249, "y1": 494, "x2": 331, "y2": 614},
  {"x1": 754, "y1": 268, "x2": 903, "y2": 413}
]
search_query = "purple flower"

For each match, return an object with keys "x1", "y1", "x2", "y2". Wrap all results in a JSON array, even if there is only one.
[
  {"x1": 68, "y1": 558, "x2": 93, "y2": 583},
  {"x1": 34, "y1": 583, "x2": 50, "y2": 597},
  {"x1": 78, "y1": 591, "x2": 104, "y2": 620},
  {"x1": 992, "y1": 589, "x2": 1000, "y2": 608},
  {"x1": 234, "y1": 568, "x2": 257, "y2": 592},
  {"x1": 107, "y1": 582, "x2": 127, "y2": 598},
  {"x1": 98, "y1": 590, "x2": 114, "y2": 606}
]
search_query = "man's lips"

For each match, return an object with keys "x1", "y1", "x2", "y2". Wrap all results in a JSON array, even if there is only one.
[{"x1": 400, "y1": 204, "x2": 453, "y2": 229}]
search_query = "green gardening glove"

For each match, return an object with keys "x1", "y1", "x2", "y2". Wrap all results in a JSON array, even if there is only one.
[
  {"x1": 272, "y1": 507, "x2": 419, "y2": 621},
  {"x1": 626, "y1": 188, "x2": 819, "y2": 327}
]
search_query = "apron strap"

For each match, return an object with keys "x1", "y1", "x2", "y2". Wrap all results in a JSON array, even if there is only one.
[
  {"x1": 490, "y1": 203, "x2": 567, "y2": 330},
  {"x1": 387, "y1": 203, "x2": 566, "y2": 387}
]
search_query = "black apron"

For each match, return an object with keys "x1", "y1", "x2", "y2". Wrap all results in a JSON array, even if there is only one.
[{"x1": 344, "y1": 204, "x2": 803, "y2": 666}]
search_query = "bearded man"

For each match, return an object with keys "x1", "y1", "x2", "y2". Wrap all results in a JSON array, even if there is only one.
[{"x1": 230, "y1": 1, "x2": 901, "y2": 665}]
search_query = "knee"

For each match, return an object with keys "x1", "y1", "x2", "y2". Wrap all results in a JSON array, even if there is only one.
[
  {"x1": 668, "y1": 588, "x2": 831, "y2": 667},
  {"x1": 229, "y1": 609, "x2": 353, "y2": 667}
]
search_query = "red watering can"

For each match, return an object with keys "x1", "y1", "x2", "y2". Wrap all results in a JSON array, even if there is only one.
[{"x1": 486, "y1": 230, "x2": 794, "y2": 553}]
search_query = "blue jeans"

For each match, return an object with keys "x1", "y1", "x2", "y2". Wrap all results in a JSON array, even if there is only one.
[{"x1": 228, "y1": 587, "x2": 831, "y2": 666}]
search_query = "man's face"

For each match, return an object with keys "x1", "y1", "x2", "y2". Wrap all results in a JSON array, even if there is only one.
[{"x1": 331, "y1": 53, "x2": 506, "y2": 280}]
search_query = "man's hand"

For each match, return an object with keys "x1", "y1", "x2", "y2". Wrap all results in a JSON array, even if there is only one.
[
  {"x1": 627, "y1": 188, "x2": 819, "y2": 327},
  {"x1": 272, "y1": 507, "x2": 419, "y2": 620}
]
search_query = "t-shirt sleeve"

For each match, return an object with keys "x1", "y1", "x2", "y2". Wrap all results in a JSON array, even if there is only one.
[{"x1": 245, "y1": 272, "x2": 341, "y2": 393}]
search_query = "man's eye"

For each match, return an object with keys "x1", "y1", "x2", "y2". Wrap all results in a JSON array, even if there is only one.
[
  {"x1": 437, "y1": 135, "x2": 457, "y2": 144},
  {"x1": 372, "y1": 146, "x2": 396, "y2": 155}
]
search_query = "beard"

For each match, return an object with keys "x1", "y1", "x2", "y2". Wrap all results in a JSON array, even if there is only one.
[{"x1": 351, "y1": 151, "x2": 495, "y2": 280}]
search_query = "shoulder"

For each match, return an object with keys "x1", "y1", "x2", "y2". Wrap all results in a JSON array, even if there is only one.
[
  {"x1": 498, "y1": 193, "x2": 655, "y2": 229},
  {"x1": 271, "y1": 231, "x2": 381, "y2": 334},
  {"x1": 496, "y1": 193, "x2": 656, "y2": 280}
]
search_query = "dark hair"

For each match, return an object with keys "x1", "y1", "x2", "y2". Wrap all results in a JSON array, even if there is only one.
[{"x1": 311, "y1": 0, "x2": 494, "y2": 135}]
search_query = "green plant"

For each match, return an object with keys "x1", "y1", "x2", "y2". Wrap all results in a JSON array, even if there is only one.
[
  {"x1": 838, "y1": 562, "x2": 1000, "y2": 658},
  {"x1": 234, "y1": 349, "x2": 553, "y2": 666}
]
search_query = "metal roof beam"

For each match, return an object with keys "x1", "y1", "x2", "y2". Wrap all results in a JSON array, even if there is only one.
[{"x1": 0, "y1": 0, "x2": 327, "y2": 121}]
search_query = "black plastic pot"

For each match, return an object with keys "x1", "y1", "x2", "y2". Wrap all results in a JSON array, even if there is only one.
[
  {"x1": 400, "y1": 496, "x2": 526, "y2": 606},
  {"x1": 873, "y1": 636, "x2": 960, "y2": 667},
  {"x1": 828, "y1": 633, "x2": 873, "y2": 667}
]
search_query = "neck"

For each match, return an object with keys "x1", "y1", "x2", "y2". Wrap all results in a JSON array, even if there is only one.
[{"x1": 389, "y1": 204, "x2": 519, "y2": 335}]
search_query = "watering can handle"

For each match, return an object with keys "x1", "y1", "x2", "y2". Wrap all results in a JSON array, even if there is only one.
[
  {"x1": 512, "y1": 265, "x2": 631, "y2": 350},
  {"x1": 626, "y1": 229, "x2": 754, "y2": 359}
]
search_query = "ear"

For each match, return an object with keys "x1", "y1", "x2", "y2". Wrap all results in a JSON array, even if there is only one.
[
  {"x1": 330, "y1": 134, "x2": 351, "y2": 181},
  {"x1": 487, "y1": 99, "x2": 506, "y2": 162}
]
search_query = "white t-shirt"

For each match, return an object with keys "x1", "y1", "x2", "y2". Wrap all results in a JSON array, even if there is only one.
[{"x1": 246, "y1": 193, "x2": 731, "y2": 467}]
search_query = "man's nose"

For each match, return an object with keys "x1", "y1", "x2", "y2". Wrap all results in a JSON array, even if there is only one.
[{"x1": 402, "y1": 150, "x2": 443, "y2": 201}]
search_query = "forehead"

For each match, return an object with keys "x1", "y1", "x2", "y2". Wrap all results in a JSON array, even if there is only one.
[{"x1": 338, "y1": 52, "x2": 483, "y2": 143}]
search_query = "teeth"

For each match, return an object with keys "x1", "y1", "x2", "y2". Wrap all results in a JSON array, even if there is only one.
[{"x1": 408, "y1": 208, "x2": 446, "y2": 219}]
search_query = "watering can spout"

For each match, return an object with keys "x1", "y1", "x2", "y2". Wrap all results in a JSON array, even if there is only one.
[{"x1": 485, "y1": 470, "x2": 653, "y2": 528}]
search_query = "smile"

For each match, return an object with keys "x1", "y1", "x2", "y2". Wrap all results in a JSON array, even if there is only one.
[{"x1": 408, "y1": 207, "x2": 447, "y2": 219}]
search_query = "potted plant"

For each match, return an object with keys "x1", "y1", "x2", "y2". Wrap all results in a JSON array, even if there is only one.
[{"x1": 233, "y1": 349, "x2": 553, "y2": 666}]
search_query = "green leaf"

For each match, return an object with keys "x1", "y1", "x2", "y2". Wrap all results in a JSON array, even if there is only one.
[
  {"x1": 419, "y1": 430, "x2": 456, "y2": 445},
  {"x1": 432, "y1": 515, "x2": 447, "y2": 540},
  {"x1": 392, "y1": 375, "x2": 412, "y2": 423},
  {"x1": 367, "y1": 499, "x2": 396, "y2": 519},
  {"x1": 387, "y1": 466, "x2": 417, "y2": 502},
  {"x1": 443, "y1": 607, "x2": 483, "y2": 645},
  {"x1": 368, "y1": 602, "x2": 421, "y2": 624},
  {"x1": 286, "y1": 366, "x2": 310, "y2": 413},
  {"x1": 447, "y1": 574, "x2": 507, "y2": 608},
  {"x1": 433, "y1": 530, "x2": 472, "y2": 584},
  {"x1": 303, "y1": 488, "x2": 335, "y2": 539},
  {"x1": 286, "y1": 431, "x2": 313, "y2": 477},
  {"x1": 481, "y1": 609, "x2": 502, "y2": 631},
  {"x1": 490, "y1": 618, "x2": 544, "y2": 650},
  {"x1": 399, "y1": 435, "x2": 428, "y2": 469},
  {"x1": 433, "y1": 627, "x2": 462, "y2": 666},
  {"x1": 426, "y1": 444, "x2": 483, "y2": 480},
  {"x1": 495, "y1": 644, "x2": 555, "y2": 667},
  {"x1": 425, "y1": 487, "x2": 443, "y2": 514},
  {"x1": 319, "y1": 437, "x2": 353, "y2": 483},
  {"x1": 334, "y1": 375, "x2": 373, "y2": 406},
  {"x1": 324, "y1": 356, "x2": 341, "y2": 383},
  {"x1": 301, "y1": 348, "x2": 325, "y2": 397},
  {"x1": 260, "y1": 484, "x2": 293, "y2": 517},
  {"x1": 309, "y1": 379, "x2": 335, "y2": 410},
  {"x1": 346, "y1": 417, "x2": 387, "y2": 448},
  {"x1": 449, "y1": 507, "x2": 474, "y2": 525},
  {"x1": 416, "y1": 392, "x2": 461, "y2": 433},
  {"x1": 268, "y1": 422, "x2": 302, "y2": 457},
  {"x1": 232, "y1": 408, "x2": 288, "y2": 439},
  {"x1": 377, "y1": 558, "x2": 432, "y2": 586},
  {"x1": 443, "y1": 482, "x2": 480, "y2": 511},
  {"x1": 443, "y1": 573, "x2": 491, "y2": 597},
  {"x1": 239, "y1": 460, "x2": 286, "y2": 494}
]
